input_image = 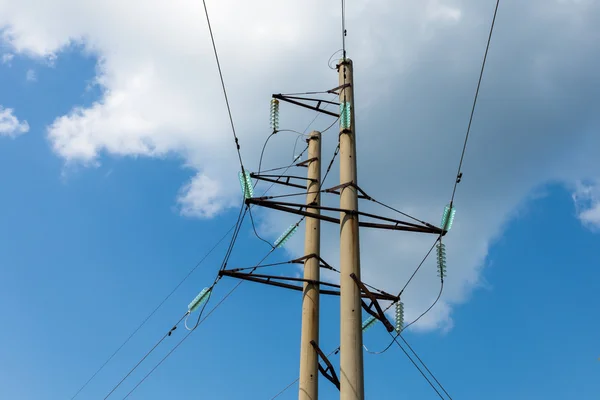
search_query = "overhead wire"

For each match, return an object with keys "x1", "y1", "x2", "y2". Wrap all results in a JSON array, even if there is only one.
[
  {"x1": 257, "y1": 132, "x2": 276, "y2": 177},
  {"x1": 388, "y1": 333, "x2": 446, "y2": 400},
  {"x1": 101, "y1": 313, "x2": 189, "y2": 400},
  {"x1": 362, "y1": 1, "x2": 501, "y2": 391},
  {"x1": 121, "y1": 243, "x2": 281, "y2": 399},
  {"x1": 272, "y1": 0, "x2": 500, "y2": 397},
  {"x1": 114, "y1": 107, "x2": 342, "y2": 399},
  {"x1": 396, "y1": 334, "x2": 454, "y2": 400},
  {"x1": 77, "y1": 1, "x2": 349, "y2": 398},
  {"x1": 364, "y1": 281, "x2": 443, "y2": 355},
  {"x1": 201, "y1": 0, "x2": 245, "y2": 172},
  {"x1": 101, "y1": 205, "x2": 248, "y2": 399},
  {"x1": 450, "y1": 0, "x2": 500, "y2": 205},
  {"x1": 70, "y1": 221, "x2": 238, "y2": 399},
  {"x1": 121, "y1": 275, "x2": 244, "y2": 399},
  {"x1": 249, "y1": 207, "x2": 275, "y2": 249}
]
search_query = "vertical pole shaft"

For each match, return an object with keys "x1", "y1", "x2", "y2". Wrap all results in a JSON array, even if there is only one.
[
  {"x1": 299, "y1": 131, "x2": 322, "y2": 400},
  {"x1": 338, "y1": 58, "x2": 364, "y2": 400}
]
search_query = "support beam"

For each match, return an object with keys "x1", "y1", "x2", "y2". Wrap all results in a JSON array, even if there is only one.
[
  {"x1": 299, "y1": 131, "x2": 321, "y2": 400},
  {"x1": 338, "y1": 58, "x2": 364, "y2": 400}
]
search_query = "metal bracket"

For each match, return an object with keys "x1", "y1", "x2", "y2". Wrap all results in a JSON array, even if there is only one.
[
  {"x1": 350, "y1": 273, "x2": 395, "y2": 332},
  {"x1": 327, "y1": 83, "x2": 351, "y2": 95},
  {"x1": 324, "y1": 182, "x2": 371, "y2": 200},
  {"x1": 250, "y1": 173, "x2": 315, "y2": 190},
  {"x1": 310, "y1": 340, "x2": 340, "y2": 391},
  {"x1": 272, "y1": 94, "x2": 340, "y2": 118},
  {"x1": 296, "y1": 156, "x2": 318, "y2": 168}
]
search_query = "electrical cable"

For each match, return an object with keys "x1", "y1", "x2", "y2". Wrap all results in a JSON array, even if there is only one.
[
  {"x1": 368, "y1": 197, "x2": 433, "y2": 227},
  {"x1": 328, "y1": 49, "x2": 343, "y2": 70},
  {"x1": 202, "y1": 0, "x2": 246, "y2": 172},
  {"x1": 101, "y1": 313, "x2": 188, "y2": 400},
  {"x1": 397, "y1": 334, "x2": 454, "y2": 400},
  {"x1": 257, "y1": 132, "x2": 276, "y2": 177},
  {"x1": 398, "y1": 237, "x2": 440, "y2": 296},
  {"x1": 364, "y1": 281, "x2": 443, "y2": 355},
  {"x1": 101, "y1": 205, "x2": 248, "y2": 399},
  {"x1": 253, "y1": 112, "x2": 339, "y2": 178},
  {"x1": 77, "y1": 22, "x2": 343, "y2": 396},
  {"x1": 69, "y1": 222, "x2": 238, "y2": 399},
  {"x1": 450, "y1": 0, "x2": 500, "y2": 205},
  {"x1": 249, "y1": 207, "x2": 275, "y2": 249},
  {"x1": 121, "y1": 245, "x2": 280, "y2": 399},
  {"x1": 115, "y1": 143, "x2": 321, "y2": 396},
  {"x1": 341, "y1": 0, "x2": 347, "y2": 59},
  {"x1": 388, "y1": 333, "x2": 446, "y2": 400}
]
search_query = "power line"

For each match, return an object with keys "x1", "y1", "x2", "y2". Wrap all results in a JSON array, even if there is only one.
[
  {"x1": 121, "y1": 244, "x2": 280, "y2": 398},
  {"x1": 202, "y1": 0, "x2": 245, "y2": 171},
  {"x1": 399, "y1": 237, "x2": 440, "y2": 296},
  {"x1": 102, "y1": 313, "x2": 189, "y2": 400},
  {"x1": 70, "y1": 224, "x2": 237, "y2": 399},
  {"x1": 341, "y1": 0, "x2": 347, "y2": 58},
  {"x1": 401, "y1": 280, "x2": 443, "y2": 333},
  {"x1": 112, "y1": 143, "x2": 334, "y2": 395},
  {"x1": 450, "y1": 0, "x2": 501, "y2": 205},
  {"x1": 365, "y1": 281, "x2": 443, "y2": 355},
  {"x1": 249, "y1": 207, "x2": 275, "y2": 249},
  {"x1": 257, "y1": 132, "x2": 276, "y2": 176},
  {"x1": 388, "y1": 332, "x2": 446, "y2": 400},
  {"x1": 99, "y1": 200, "x2": 249, "y2": 398},
  {"x1": 397, "y1": 334, "x2": 453, "y2": 400}
]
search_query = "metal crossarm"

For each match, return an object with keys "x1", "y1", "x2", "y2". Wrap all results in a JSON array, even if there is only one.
[
  {"x1": 272, "y1": 94, "x2": 340, "y2": 118},
  {"x1": 218, "y1": 270, "x2": 399, "y2": 302},
  {"x1": 250, "y1": 173, "x2": 316, "y2": 190},
  {"x1": 246, "y1": 198, "x2": 444, "y2": 235}
]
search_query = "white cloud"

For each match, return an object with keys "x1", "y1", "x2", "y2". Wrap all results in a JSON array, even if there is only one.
[
  {"x1": 1, "y1": 0, "x2": 599, "y2": 332},
  {"x1": 1, "y1": 52, "x2": 13, "y2": 64},
  {"x1": 177, "y1": 173, "x2": 234, "y2": 219},
  {"x1": 573, "y1": 181, "x2": 600, "y2": 229},
  {"x1": 0, "y1": 106, "x2": 29, "y2": 137},
  {"x1": 25, "y1": 68, "x2": 36, "y2": 81}
]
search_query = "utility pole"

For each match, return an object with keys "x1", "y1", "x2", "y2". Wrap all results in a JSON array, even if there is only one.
[
  {"x1": 338, "y1": 58, "x2": 364, "y2": 400},
  {"x1": 299, "y1": 131, "x2": 322, "y2": 400},
  {"x1": 222, "y1": 55, "x2": 442, "y2": 400}
]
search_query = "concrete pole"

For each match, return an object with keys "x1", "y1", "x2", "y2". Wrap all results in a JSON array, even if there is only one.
[
  {"x1": 338, "y1": 58, "x2": 364, "y2": 400},
  {"x1": 299, "y1": 131, "x2": 322, "y2": 400}
]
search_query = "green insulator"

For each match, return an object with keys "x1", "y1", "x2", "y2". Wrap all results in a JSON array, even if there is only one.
[
  {"x1": 395, "y1": 301, "x2": 404, "y2": 333},
  {"x1": 440, "y1": 205, "x2": 456, "y2": 231},
  {"x1": 437, "y1": 242, "x2": 447, "y2": 278},
  {"x1": 270, "y1": 99, "x2": 280, "y2": 131},
  {"x1": 274, "y1": 224, "x2": 298, "y2": 248},
  {"x1": 238, "y1": 171, "x2": 254, "y2": 199},
  {"x1": 339, "y1": 102, "x2": 351, "y2": 129},
  {"x1": 188, "y1": 287, "x2": 212, "y2": 313},
  {"x1": 362, "y1": 316, "x2": 377, "y2": 331}
]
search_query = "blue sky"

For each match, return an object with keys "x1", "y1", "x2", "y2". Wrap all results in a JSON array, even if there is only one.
[{"x1": 1, "y1": 1, "x2": 600, "y2": 399}]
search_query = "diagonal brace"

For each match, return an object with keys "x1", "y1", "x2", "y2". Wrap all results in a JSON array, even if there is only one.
[
  {"x1": 350, "y1": 273, "x2": 396, "y2": 332},
  {"x1": 310, "y1": 340, "x2": 340, "y2": 391}
]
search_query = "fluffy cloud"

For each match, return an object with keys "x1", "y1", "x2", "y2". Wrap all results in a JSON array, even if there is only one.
[
  {"x1": 0, "y1": 106, "x2": 29, "y2": 137},
  {"x1": 1, "y1": 0, "x2": 599, "y2": 331},
  {"x1": 573, "y1": 181, "x2": 600, "y2": 229}
]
